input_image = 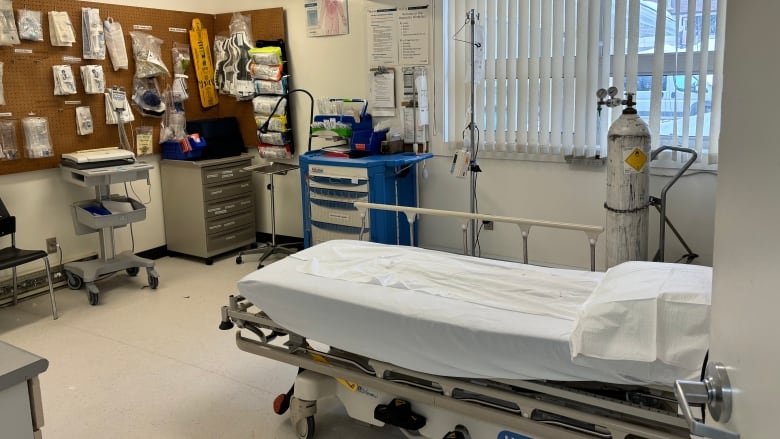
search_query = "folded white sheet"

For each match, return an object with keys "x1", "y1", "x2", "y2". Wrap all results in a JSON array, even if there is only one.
[{"x1": 569, "y1": 261, "x2": 712, "y2": 384}]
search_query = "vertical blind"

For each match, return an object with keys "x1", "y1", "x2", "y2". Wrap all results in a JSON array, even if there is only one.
[{"x1": 445, "y1": 0, "x2": 725, "y2": 166}]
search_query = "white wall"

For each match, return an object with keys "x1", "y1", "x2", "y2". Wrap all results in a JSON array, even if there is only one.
[{"x1": 0, "y1": 0, "x2": 716, "y2": 273}]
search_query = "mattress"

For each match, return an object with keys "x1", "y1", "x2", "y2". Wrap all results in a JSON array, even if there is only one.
[{"x1": 237, "y1": 240, "x2": 700, "y2": 386}]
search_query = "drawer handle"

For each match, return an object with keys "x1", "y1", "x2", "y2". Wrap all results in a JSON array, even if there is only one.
[
  {"x1": 225, "y1": 235, "x2": 236, "y2": 240},
  {"x1": 211, "y1": 189, "x2": 223, "y2": 195},
  {"x1": 224, "y1": 221, "x2": 235, "y2": 227},
  {"x1": 214, "y1": 210, "x2": 227, "y2": 215}
]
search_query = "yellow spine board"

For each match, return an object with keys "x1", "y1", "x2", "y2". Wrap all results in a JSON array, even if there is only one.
[{"x1": 189, "y1": 18, "x2": 218, "y2": 108}]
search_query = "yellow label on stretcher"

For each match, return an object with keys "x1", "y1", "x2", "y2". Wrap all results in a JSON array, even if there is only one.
[
  {"x1": 336, "y1": 378, "x2": 359, "y2": 392},
  {"x1": 189, "y1": 18, "x2": 218, "y2": 108},
  {"x1": 624, "y1": 147, "x2": 648, "y2": 172}
]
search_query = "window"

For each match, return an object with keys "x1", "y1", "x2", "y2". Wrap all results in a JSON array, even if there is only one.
[{"x1": 444, "y1": 0, "x2": 725, "y2": 167}]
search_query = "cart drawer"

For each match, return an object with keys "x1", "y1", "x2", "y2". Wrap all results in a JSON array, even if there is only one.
[
  {"x1": 310, "y1": 198, "x2": 364, "y2": 228},
  {"x1": 202, "y1": 162, "x2": 252, "y2": 184},
  {"x1": 205, "y1": 196, "x2": 253, "y2": 218},
  {"x1": 203, "y1": 179, "x2": 252, "y2": 202},
  {"x1": 206, "y1": 227, "x2": 255, "y2": 252},
  {"x1": 311, "y1": 221, "x2": 368, "y2": 245},
  {"x1": 206, "y1": 211, "x2": 254, "y2": 235}
]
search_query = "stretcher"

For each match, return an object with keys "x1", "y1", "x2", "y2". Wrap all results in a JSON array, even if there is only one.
[{"x1": 220, "y1": 209, "x2": 712, "y2": 439}]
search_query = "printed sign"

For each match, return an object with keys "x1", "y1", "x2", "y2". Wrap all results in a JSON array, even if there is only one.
[{"x1": 623, "y1": 147, "x2": 648, "y2": 173}]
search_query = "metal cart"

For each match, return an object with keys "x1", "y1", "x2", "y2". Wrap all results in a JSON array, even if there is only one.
[{"x1": 61, "y1": 163, "x2": 160, "y2": 305}]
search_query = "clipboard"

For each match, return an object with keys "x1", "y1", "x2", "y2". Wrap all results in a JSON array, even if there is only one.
[{"x1": 369, "y1": 66, "x2": 396, "y2": 117}]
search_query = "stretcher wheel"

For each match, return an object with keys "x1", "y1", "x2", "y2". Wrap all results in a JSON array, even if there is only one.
[
  {"x1": 148, "y1": 274, "x2": 159, "y2": 289},
  {"x1": 88, "y1": 291, "x2": 99, "y2": 306},
  {"x1": 235, "y1": 256, "x2": 242, "y2": 264},
  {"x1": 293, "y1": 416, "x2": 315, "y2": 439},
  {"x1": 126, "y1": 267, "x2": 140, "y2": 276},
  {"x1": 65, "y1": 271, "x2": 83, "y2": 290}
]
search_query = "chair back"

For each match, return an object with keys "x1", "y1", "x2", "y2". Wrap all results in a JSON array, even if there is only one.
[{"x1": 0, "y1": 198, "x2": 17, "y2": 238}]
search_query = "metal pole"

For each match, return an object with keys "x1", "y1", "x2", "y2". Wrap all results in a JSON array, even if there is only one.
[
  {"x1": 269, "y1": 174, "x2": 277, "y2": 246},
  {"x1": 468, "y1": 9, "x2": 478, "y2": 256}
]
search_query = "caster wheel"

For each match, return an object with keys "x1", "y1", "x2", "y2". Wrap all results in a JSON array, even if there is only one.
[
  {"x1": 148, "y1": 275, "x2": 159, "y2": 290},
  {"x1": 236, "y1": 256, "x2": 243, "y2": 264},
  {"x1": 294, "y1": 416, "x2": 315, "y2": 439},
  {"x1": 66, "y1": 272, "x2": 83, "y2": 290},
  {"x1": 88, "y1": 291, "x2": 99, "y2": 306},
  {"x1": 126, "y1": 267, "x2": 140, "y2": 276},
  {"x1": 205, "y1": 258, "x2": 214, "y2": 266}
]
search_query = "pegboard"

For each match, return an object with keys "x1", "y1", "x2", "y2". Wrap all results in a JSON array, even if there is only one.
[{"x1": 0, "y1": 2, "x2": 287, "y2": 176}]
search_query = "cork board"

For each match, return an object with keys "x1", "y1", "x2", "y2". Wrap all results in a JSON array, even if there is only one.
[{"x1": 0, "y1": 2, "x2": 287, "y2": 176}]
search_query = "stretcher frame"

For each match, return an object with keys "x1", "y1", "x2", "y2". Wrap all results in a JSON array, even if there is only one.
[
  {"x1": 221, "y1": 205, "x2": 700, "y2": 438},
  {"x1": 220, "y1": 296, "x2": 690, "y2": 439}
]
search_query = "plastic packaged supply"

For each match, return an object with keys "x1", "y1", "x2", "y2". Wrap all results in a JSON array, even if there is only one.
[
  {"x1": 48, "y1": 11, "x2": 77, "y2": 47},
  {"x1": 252, "y1": 96, "x2": 286, "y2": 116},
  {"x1": 0, "y1": 119, "x2": 19, "y2": 160},
  {"x1": 254, "y1": 114, "x2": 287, "y2": 132},
  {"x1": 104, "y1": 87, "x2": 135, "y2": 125},
  {"x1": 104, "y1": 17, "x2": 128, "y2": 71},
  {"x1": 249, "y1": 46, "x2": 282, "y2": 65},
  {"x1": 75, "y1": 106, "x2": 93, "y2": 135},
  {"x1": 249, "y1": 63, "x2": 283, "y2": 81},
  {"x1": 52, "y1": 65, "x2": 78, "y2": 95},
  {"x1": 22, "y1": 117, "x2": 54, "y2": 158},
  {"x1": 80, "y1": 65, "x2": 105, "y2": 94},
  {"x1": 17, "y1": 9, "x2": 43, "y2": 42},
  {"x1": 257, "y1": 145, "x2": 292, "y2": 160},
  {"x1": 129, "y1": 31, "x2": 169, "y2": 78},
  {"x1": 0, "y1": 0, "x2": 20, "y2": 46},
  {"x1": 81, "y1": 7, "x2": 106, "y2": 60},
  {"x1": 253, "y1": 76, "x2": 288, "y2": 96}
]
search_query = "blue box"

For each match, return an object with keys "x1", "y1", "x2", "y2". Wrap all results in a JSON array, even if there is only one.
[{"x1": 161, "y1": 137, "x2": 206, "y2": 160}]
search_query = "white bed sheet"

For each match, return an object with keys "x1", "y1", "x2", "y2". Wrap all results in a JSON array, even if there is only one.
[{"x1": 237, "y1": 241, "x2": 694, "y2": 385}]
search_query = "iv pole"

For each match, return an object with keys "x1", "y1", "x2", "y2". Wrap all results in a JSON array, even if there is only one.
[{"x1": 467, "y1": 9, "x2": 478, "y2": 256}]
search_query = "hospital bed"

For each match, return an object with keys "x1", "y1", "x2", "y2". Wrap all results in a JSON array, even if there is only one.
[{"x1": 220, "y1": 206, "x2": 713, "y2": 439}]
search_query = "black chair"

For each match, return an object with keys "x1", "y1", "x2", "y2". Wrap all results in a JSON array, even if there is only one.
[{"x1": 0, "y1": 198, "x2": 58, "y2": 319}]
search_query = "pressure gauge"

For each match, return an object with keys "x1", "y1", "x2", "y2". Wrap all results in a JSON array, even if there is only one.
[
  {"x1": 596, "y1": 88, "x2": 608, "y2": 99},
  {"x1": 608, "y1": 86, "x2": 619, "y2": 97}
]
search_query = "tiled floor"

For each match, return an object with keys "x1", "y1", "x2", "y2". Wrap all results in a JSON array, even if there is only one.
[{"x1": 0, "y1": 253, "x2": 405, "y2": 439}]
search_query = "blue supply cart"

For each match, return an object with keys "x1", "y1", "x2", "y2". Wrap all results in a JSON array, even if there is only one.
[{"x1": 299, "y1": 150, "x2": 432, "y2": 247}]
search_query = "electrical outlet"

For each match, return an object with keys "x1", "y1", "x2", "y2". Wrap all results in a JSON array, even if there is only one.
[
  {"x1": 482, "y1": 221, "x2": 494, "y2": 231},
  {"x1": 46, "y1": 237, "x2": 58, "y2": 254}
]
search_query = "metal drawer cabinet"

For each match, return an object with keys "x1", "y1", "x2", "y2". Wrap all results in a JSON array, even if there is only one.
[{"x1": 161, "y1": 155, "x2": 256, "y2": 264}]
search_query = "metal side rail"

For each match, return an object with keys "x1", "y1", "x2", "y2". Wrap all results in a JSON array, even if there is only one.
[
  {"x1": 221, "y1": 298, "x2": 689, "y2": 439},
  {"x1": 353, "y1": 202, "x2": 604, "y2": 271}
]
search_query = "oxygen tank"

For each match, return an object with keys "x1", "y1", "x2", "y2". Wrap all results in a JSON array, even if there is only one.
[{"x1": 597, "y1": 87, "x2": 651, "y2": 268}]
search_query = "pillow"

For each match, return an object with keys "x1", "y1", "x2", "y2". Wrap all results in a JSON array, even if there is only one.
[{"x1": 569, "y1": 261, "x2": 712, "y2": 384}]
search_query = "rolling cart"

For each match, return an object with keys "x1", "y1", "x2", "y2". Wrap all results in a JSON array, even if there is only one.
[{"x1": 61, "y1": 163, "x2": 160, "y2": 305}]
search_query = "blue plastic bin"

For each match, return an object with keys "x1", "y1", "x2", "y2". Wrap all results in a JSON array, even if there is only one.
[{"x1": 161, "y1": 137, "x2": 206, "y2": 160}]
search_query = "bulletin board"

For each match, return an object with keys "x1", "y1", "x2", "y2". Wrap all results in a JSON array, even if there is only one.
[{"x1": 0, "y1": 2, "x2": 287, "y2": 176}]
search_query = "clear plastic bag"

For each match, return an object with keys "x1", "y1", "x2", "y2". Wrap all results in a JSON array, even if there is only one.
[
  {"x1": 80, "y1": 65, "x2": 105, "y2": 94},
  {"x1": 104, "y1": 87, "x2": 134, "y2": 125},
  {"x1": 0, "y1": 0, "x2": 19, "y2": 46},
  {"x1": 48, "y1": 11, "x2": 76, "y2": 46},
  {"x1": 129, "y1": 31, "x2": 169, "y2": 78},
  {"x1": 257, "y1": 145, "x2": 292, "y2": 160},
  {"x1": 22, "y1": 117, "x2": 53, "y2": 158},
  {"x1": 252, "y1": 96, "x2": 286, "y2": 116},
  {"x1": 75, "y1": 106, "x2": 93, "y2": 135},
  {"x1": 104, "y1": 17, "x2": 128, "y2": 71},
  {"x1": 17, "y1": 9, "x2": 43, "y2": 42},
  {"x1": 81, "y1": 7, "x2": 105, "y2": 60},
  {"x1": 131, "y1": 77, "x2": 166, "y2": 117},
  {"x1": 52, "y1": 65, "x2": 78, "y2": 95},
  {"x1": 0, "y1": 119, "x2": 19, "y2": 159},
  {"x1": 171, "y1": 42, "x2": 191, "y2": 104}
]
